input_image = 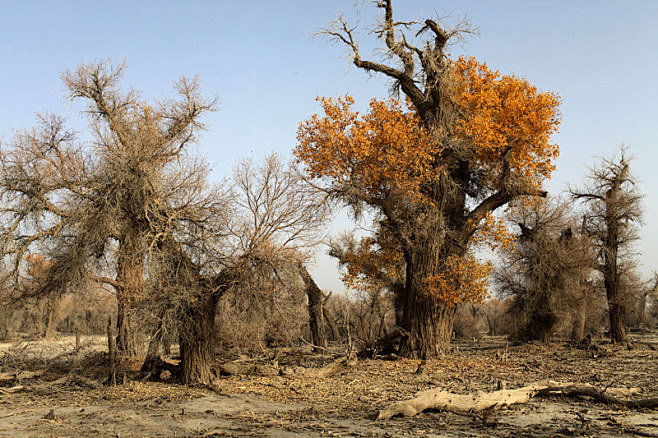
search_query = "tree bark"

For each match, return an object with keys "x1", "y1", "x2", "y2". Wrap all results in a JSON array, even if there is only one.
[
  {"x1": 300, "y1": 266, "x2": 327, "y2": 350},
  {"x1": 107, "y1": 316, "x2": 117, "y2": 386},
  {"x1": 115, "y1": 237, "x2": 144, "y2": 356},
  {"x1": 115, "y1": 293, "x2": 139, "y2": 356},
  {"x1": 604, "y1": 214, "x2": 627, "y2": 343},
  {"x1": 398, "y1": 293, "x2": 456, "y2": 358},
  {"x1": 398, "y1": 243, "x2": 458, "y2": 359},
  {"x1": 179, "y1": 293, "x2": 217, "y2": 386},
  {"x1": 141, "y1": 324, "x2": 164, "y2": 373}
]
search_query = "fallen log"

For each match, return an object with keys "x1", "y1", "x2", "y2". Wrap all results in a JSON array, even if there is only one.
[
  {"x1": 377, "y1": 381, "x2": 652, "y2": 420},
  {"x1": 218, "y1": 363, "x2": 279, "y2": 377},
  {"x1": 0, "y1": 385, "x2": 24, "y2": 395},
  {"x1": 0, "y1": 370, "x2": 44, "y2": 382}
]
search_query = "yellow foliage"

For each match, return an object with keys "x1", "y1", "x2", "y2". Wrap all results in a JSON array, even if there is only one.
[
  {"x1": 451, "y1": 56, "x2": 561, "y2": 191},
  {"x1": 471, "y1": 212, "x2": 515, "y2": 251},
  {"x1": 295, "y1": 55, "x2": 561, "y2": 306},
  {"x1": 339, "y1": 236, "x2": 403, "y2": 295},
  {"x1": 423, "y1": 256, "x2": 492, "y2": 306},
  {"x1": 296, "y1": 95, "x2": 439, "y2": 203}
]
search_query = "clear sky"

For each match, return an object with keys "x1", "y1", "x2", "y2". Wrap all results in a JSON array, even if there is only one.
[{"x1": 1, "y1": 1, "x2": 657, "y2": 293}]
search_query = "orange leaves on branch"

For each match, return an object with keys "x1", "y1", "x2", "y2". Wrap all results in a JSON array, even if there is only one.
[
  {"x1": 423, "y1": 256, "x2": 492, "y2": 306},
  {"x1": 451, "y1": 56, "x2": 561, "y2": 191},
  {"x1": 472, "y1": 212, "x2": 515, "y2": 251},
  {"x1": 295, "y1": 95, "x2": 438, "y2": 203},
  {"x1": 340, "y1": 236, "x2": 403, "y2": 295},
  {"x1": 296, "y1": 55, "x2": 562, "y2": 308}
]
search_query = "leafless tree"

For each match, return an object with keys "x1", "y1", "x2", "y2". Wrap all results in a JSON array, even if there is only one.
[
  {"x1": 227, "y1": 155, "x2": 330, "y2": 349},
  {"x1": 160, "y1": 154, "x2": 328, "y2": 383},
  {"x1": 0, "y1": 61, "x2": 331, "y2": 384},
  {"x1": 571, "y1": 147, "x2": 643, "y2": 343},
  {"x1": 495, "y1": 197, "x2": 596, "y2": 342},
  {"x1": 0, "y1": 61, "x2": 218, "y2": 358}
]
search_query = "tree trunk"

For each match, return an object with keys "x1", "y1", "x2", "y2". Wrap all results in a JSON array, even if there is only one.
[
  {"x1": 398, "y1": 243, "x2": 457, "y2": 359},
  {"x1": 300, "y1": 266, "x2": 327, "y2": 350},
  {"x1": 179, "y1": 293, "x2": 217, "y2": 386},
  {"x1": 43, "y1": 296, "x2": 54, "y2": 339},
  {"x1": 324, "y1": 312, "x2": 341, "y2": 341},
  {"x1": 115, "y1": 238, "x2": 144, "y2": 356},
  {"x1": 141, "y1": 325, "x2": 164, "y2": 373},
  {"x1": 115, "y1": 294, "x2": 139, "y2": 356},
  {"x1": 398, "y1": 293, "x2": 456, "y2": 358},
  {"x1": 571, "y1": 291, "x2": 587, "y2": 342},
  {"x1": 604, "y1": 217, "x2": 626, "y2": 343},
  {"x1": 107, "y1": 316, "x2": 117, "y2": 386},
  {"x1": 607, "y1": 291, "x2": 627, "y2": 343}
]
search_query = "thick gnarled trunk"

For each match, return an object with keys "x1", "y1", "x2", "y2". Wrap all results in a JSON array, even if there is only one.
[
  {"x1": 179, "y1": 293, "x2": 217, "y2": 386},
  {"x1": 398, "y1": 292, "x2": 456, "y2": 358},
  {"x1": 398, "y1": 239, "x2": 458, "y2": 359},
  {"x1": 115, "y1": 237, "x2": 145, "y2": 356},
  {"x1": 606, "y1": 282, "x2": 627, "y2": 343}
]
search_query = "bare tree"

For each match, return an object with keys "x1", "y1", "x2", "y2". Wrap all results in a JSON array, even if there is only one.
[
  {"x1": 146, "y1": 154, "x2": 329, "y2": 383},
  {"x1": 0, "y1": 60, "x2": 217, "y2": 357},
  {"x1": 571, "y1": 147, "x2": 643, "y2": 343},
  {"x1": 495, "y1": 197, "x2": 595, "y2": 342},
  {"x1": 228, "y1": 154, "x2": 330, "y2": 347}
]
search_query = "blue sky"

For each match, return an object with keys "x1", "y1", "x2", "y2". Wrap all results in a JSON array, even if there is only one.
[{"x1": 1, "y1": 1, "x2": 657, "y2": 293}]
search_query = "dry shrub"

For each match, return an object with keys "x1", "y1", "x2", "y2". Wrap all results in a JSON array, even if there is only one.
[
  {"x1": 496, "y1": 198, "x2": 596, "y2": 343},
  {"x1": 322, "y1": 292, "x2": 395, "y2": 349},
  {"x1": 215, "y1": 284, "x2": 308, "y2": 355}
]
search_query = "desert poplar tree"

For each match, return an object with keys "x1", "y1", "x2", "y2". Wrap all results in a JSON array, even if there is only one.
[
  {"x1": 571, "y1": 147, "x2": 643, "y2": 343},
  {"x1": 296, "y1": 0, "x2": 561, "y2": 357},
  {"x1": 0, "y1": 60, "x2": 217, "y2": 357}
]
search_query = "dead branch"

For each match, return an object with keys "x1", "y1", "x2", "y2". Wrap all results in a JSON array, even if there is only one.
[
  {"x1": 314, "y1": 356, "x2": 357, "y2": 378},
  {"x1": 0, "y1": 385, "x2": 24, "y2": 394},
  {"x1": 377, "y1": 381, "x2": 652, "y2": 420}
]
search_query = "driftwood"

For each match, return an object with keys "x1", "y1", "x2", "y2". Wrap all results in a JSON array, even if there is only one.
[{"x1": 377, "y1": 381, "x2": 653, "y2": 420}]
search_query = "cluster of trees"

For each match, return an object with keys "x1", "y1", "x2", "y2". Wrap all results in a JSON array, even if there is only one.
[{"x1": 0, "y1": 0, "x2": 654, "y2": 386}]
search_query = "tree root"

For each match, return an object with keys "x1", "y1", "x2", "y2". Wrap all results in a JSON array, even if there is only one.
[{"x1": 377, "y1": 380, "x2": 654, "y2": 420}]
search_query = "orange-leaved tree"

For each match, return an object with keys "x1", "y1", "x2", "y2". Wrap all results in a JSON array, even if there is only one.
[{"x1": 296, "y1": 0, "x2": 560, "y2": 358}]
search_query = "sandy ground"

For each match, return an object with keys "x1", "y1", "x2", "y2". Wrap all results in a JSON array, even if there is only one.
[{"x1": 1, "y1": 334, "x2": 657, "y2": 437}]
